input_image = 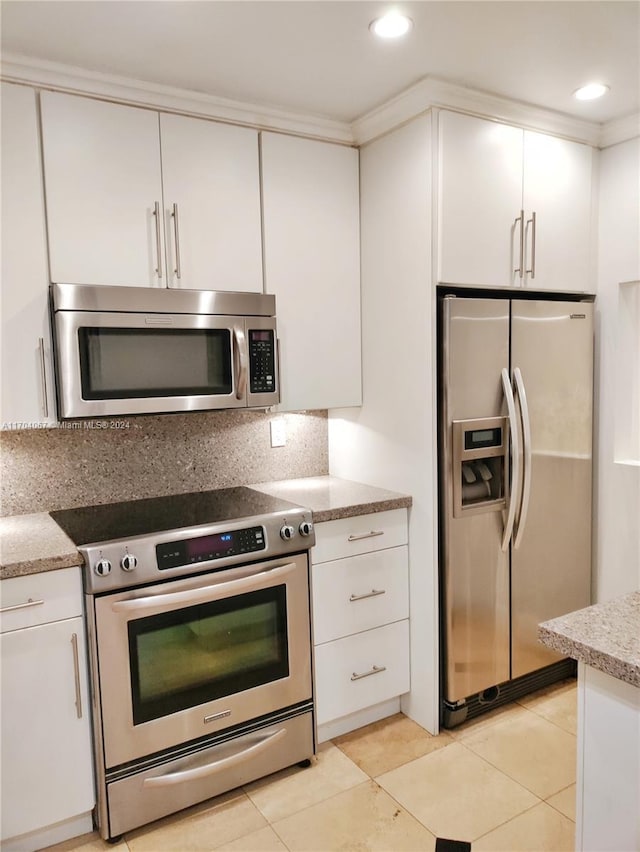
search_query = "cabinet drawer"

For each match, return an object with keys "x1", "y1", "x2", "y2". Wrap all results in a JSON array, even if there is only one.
[
  {"x1": 0, "y1": 567, "x2": 83, "y2": 633},
  {"x1": 312, "y1": 509, "x2": 408, "y2": 564},
  {"x1": 312, "y1": 546, "x2": 408, "y2": 645},
  {"x1": 314, "y1": 620, "x2": 410, "y2": 725}
]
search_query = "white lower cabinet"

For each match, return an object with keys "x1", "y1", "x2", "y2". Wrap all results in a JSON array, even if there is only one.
[
  {"x1": 311, "y1": 509, "x2": 410, "y2": 740},
  {"x1": 0, "y1": 568, "x2": 94, "y2": 851}
]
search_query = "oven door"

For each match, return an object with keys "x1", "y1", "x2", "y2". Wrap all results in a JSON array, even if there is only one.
[
  {"x1": 53, "y1": 310, "x2": 251, "y2": 418},
  {"x1": 92, "y1": 553, "x2": 312, "y2": 769}
]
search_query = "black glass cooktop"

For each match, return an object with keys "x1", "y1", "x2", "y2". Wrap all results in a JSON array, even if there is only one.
[{"x1": 50, "y1": 486, "x2": 303, "y2": 546}]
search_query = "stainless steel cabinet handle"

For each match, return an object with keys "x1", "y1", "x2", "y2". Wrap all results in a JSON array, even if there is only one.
[
  {"x1": 171, "y1": 203, "x2": 181, "y2": 280},
  {"x1": 38, "y1": 338, "x2": 48, "y2": 419},
  {"x1": 0, "y1": 597, "x2": 44, "y2": 614},
  {"x1": 349, "y1": 589, "x2": 386, "y2": 602},
  {"x1": 351, "y1": 664, "x2": 386, "y2": 682},
  {"x1": 233, "y1": 326, "x2": 248, "y2": 401},
  {"x1": 70, "y1": 633, "x2": 83, "y2": 719},
  {"x1": 513, "y1": 367, "x2": 532, "y2": 550},
  {"x1": 514, "y1": 209, "x2": 524, "y2": 281},
  {"x1": 525, "y1": 211, "x2": 537, "y2": 279},
  {"x1": 143, "y1": 727, "x2": 286, "y2": 788},
  {"x1": 153, "y1": 201, "x2": 163, "y2": 279},
  {"x1": 347, "y1": 530, "x2": 384, "y2": 542},
  {"x1": 501, "y1": 368, "x2": 521, "y2": 552},
  {"x1": 111, "y1": 560, "x2": 297, "y2": 615}
]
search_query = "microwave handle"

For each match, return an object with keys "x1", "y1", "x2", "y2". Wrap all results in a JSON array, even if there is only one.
[{"x1": 233, "y1": 326, "x2": 248, "y2": 400}]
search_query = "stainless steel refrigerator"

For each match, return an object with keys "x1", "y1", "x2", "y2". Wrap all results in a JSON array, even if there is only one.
[{"x1": 438, "y1": 290, "x2": 594, "y2": 727}]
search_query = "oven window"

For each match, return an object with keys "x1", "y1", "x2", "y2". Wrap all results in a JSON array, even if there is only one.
[
  {"x1": 128, "y1": 586, "x2": 289, "y2": 725},
  {"x1": 78, "y1": 327, "x2": 232, "y2": 399}
]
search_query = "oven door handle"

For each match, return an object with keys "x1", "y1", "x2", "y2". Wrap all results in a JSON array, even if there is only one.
[
  {"x1": 110, "y1": 561, "x2": 298, "y2": 614},
  {"x1": 142, "y1": 727, "x2": 287, "y2": 788}
]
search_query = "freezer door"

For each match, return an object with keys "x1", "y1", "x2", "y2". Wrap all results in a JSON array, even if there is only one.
[
  {"x1": 441, "y1": 297, "x2": 511, "y2": 703},
  {"x1": 510, "y1": 300, "x2": 593, "y2": 678}
]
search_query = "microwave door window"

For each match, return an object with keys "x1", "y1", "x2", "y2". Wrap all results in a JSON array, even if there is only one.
[{"x1": 78, "y1": 328, "x2": 232, "y2": 399}]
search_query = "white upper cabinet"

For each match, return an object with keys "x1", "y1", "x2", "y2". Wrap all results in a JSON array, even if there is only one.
[
  {"x1": 41, "y1": 92, "x2": 165, "y2": 287},
  {"x1": 158, "y1": 114, "x2": 262, "y2": 291},
  {"x1": 1, "y1": 83, "x2": 56, "y2": 426},
  {"x1": 261, "y1": 133, "x2": 361, "y2": 411},
  {"x1": 40, "y1": 92, "x2": 263, "y2": 291},
  {"x1": 522, "y1": 129, "x2": 593, "y2": 290},
  {"x1": 438, "y1": 110, "x2": 594, "y2": 291}
]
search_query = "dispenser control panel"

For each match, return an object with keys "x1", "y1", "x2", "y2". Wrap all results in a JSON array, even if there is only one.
[{"x1": 452, "y1": 416, "x2": 508, "y2": 518}]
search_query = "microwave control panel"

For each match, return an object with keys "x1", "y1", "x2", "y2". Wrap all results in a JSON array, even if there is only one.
[{"x1": 248, "y1": 329, "x2": 276, "y2": 394}]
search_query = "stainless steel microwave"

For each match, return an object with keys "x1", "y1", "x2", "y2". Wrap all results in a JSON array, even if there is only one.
[{"x1": 50, "y1": 284, "x2": 279, "y2": 419}]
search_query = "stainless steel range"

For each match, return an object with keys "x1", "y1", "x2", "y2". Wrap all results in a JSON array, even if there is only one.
[{"x1": 51, "y1": 487, "x2": 316, "y2": 841}]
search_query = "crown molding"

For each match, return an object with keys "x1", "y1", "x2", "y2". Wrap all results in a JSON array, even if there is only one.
[
  {"x1": 3, "y1": 56, "x2": 636, "y2": 151},
  {"x1": 598, "y1": 112, "x2": 640, "y2": 149},
  {"x1": 352, "y1": 76, "x2": 605, "y2": 147},
  {"x1": 0, "y1": 54, "x2": 355, "y2": 145}
]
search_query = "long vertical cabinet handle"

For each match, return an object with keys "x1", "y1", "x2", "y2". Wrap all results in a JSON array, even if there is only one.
[
  {"x1": 513, "y1": 368, "x2": 532, "y2": 549},
  {"x1": 172, "y1": 203, "x2": 182, "y2": 280},
  {"x1": 514, "y1": 210, "x2": 525, "y2": 282},
  {"x1": 501, "y1": 368, "x2": 521, "y2": 551},
  {"x1": 38, "y1": 338, "x2": 49, "y2": 419},
  {"x1": 525, "y1": 211, "x2": 537, "y2": 279},
  {"x1": 70, "y1": 633, "x2": 83, "y2": 719},
  {"x1": 153, "y1": 201, "x2": 163, "y2": 279},
  {"x1": 233, "y1": 327, "x2": 248, "y2": 401}
]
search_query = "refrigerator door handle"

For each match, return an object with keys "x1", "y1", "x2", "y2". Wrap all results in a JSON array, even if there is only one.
[
  {"x1": 513, "y1": 367, "x2": 532, "y2": 549},
  {"x1": 501, "y1": 368, "x2": 521, "y2": 551}
]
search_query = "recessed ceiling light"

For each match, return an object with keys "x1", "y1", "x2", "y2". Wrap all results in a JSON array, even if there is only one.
[
  {"x1": 573, "y1": 83, "x2": 610, "y2": 101},
  {"x1": 369, "y1": 12, "x2": 413, "y2": 39}
]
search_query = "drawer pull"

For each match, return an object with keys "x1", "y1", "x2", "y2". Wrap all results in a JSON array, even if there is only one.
[
  {"x1": 351, "y1": 664, "x2": 387, "y2": 681},
  {"x1": 0, "y1": 597, "x2": 45, "y2": 614},
  {"x1": 349, "y1": 589, "x2": 386, "y2": 602},
  {"x1": 347, "y1": 530, "x2": 384, "y2": 542}
]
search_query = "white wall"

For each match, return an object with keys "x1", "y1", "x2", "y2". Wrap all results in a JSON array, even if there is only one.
[
  {"x1": 594, "y1": 137, "x2": 640, "y2": 601},
  {"x1": 329, "y1": 113, "x2": 440, "y2": 734}
]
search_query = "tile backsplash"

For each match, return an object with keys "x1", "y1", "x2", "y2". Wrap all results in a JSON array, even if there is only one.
[{"x1": 1, "y1": 410, "x2": 328, "y2": 516}]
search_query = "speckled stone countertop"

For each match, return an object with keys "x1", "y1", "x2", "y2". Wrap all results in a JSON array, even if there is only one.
[
  {"x1": 1, "y1": 477, "x2": 412, "y2": 580},
  {"x1": 539, "y1": 591, "x2": 640, "y2": 688},
  {"x1": 0, "y1": 513, "x2": 83, "y2": 580},
  {"x1": 251, "y1": 475, "x2": 412, "y2": 523}
]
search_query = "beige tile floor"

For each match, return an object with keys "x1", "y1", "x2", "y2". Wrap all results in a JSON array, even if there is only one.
[{"x1": 48, "y1": 679, "x2": 577, "y2": 852}]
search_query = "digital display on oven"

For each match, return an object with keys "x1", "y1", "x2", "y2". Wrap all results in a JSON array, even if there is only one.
[
  {"x1": 186, "y1": 533, "x2": 233, "y2": 559},
  {"x1": 156, "y1": 526, "x2": 265, "y2": 570}
]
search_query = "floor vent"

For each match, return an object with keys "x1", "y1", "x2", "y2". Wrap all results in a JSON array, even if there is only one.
[{"x1": 441, "y1": 659, "x2": 576, "y2": 729}]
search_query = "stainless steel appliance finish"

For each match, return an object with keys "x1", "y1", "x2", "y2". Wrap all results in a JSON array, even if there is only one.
[
  {"x1": 439, "y1": 291, "x2": 594, "y2": 725},
  {"x1": 50, "y1": 283, "x2": 279, "y2": 419},
  {"x1": 51, "y1": 487, "x2": 315, "y2": 840}
]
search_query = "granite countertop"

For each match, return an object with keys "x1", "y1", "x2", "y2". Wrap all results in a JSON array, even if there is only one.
[
  {"x1": 0, "y1": 513, "x2": 83, "y2": 580},
  {"x1": 1, "y1": 476, "x2": 412, "y2": 580},
  {"x1": 539, "y1": 591, "x2": 640, "y2": 688},
  {"x1": 250, "y1": 475, "x2": 412, "y2": 523}
]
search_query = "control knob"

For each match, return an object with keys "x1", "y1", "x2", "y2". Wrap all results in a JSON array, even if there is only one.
[
  {"x1": 94, "y1": 558, "x2": 112, "y2": 577},
  {"x1": 280, "y1": 524, "x2": 296, "y2": 541},
  {"x1": 299, "y1": 520, "x2": 314, "y2": 537},
  {"x1": 121, "y1": 553, "x2": 138, "y2": 572}
]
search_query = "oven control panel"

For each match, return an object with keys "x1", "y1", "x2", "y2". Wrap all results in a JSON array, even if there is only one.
[{"x1": 156, "y1": 525, "x2": 266, "y2": 571}]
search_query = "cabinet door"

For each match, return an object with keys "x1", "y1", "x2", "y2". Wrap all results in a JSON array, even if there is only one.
[
  {"x1": 438, "y1": 110, "x2": 523, "y2": 287},
  {"x1": 41, "y1": 91, "x2": 165, "y2": 287},
  {"x1": 160, "y1": 114, "x2": 263, "y2": 292},
  {"x1": 261, "y1": 133, "x2": 361, "y2": 410},
  {"x1": 0, "y1": 616, "x2": 94, "y2": 841},
  {"x1": 523, "y1": 131, "x2": 593, "y2": 291},
  {"x1": 1, "y1": 83, "x2": 55, "y2": 427}
]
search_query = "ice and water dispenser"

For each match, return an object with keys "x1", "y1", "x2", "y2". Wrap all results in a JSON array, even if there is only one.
[{"x1": 452, "y1": 416, "x2": 508, "y2": 518}]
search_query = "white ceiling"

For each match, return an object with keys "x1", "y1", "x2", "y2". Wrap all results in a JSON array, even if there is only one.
[{"x1": 1, "y1": 1, "x2": 639, "y2": 126}]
